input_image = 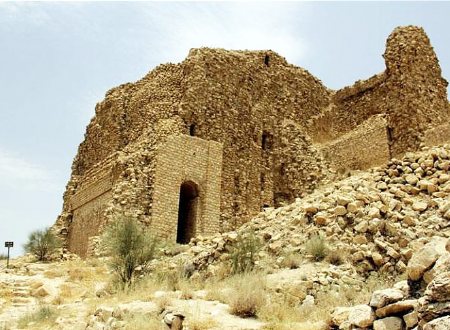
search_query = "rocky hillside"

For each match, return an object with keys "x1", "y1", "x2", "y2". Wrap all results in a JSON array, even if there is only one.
[
  {"x1": 1, "y1": 144, "x2": 449, "y2": 330},
  {"x1": 171, "y1": 144, "x2": 450, "y2": 277}
]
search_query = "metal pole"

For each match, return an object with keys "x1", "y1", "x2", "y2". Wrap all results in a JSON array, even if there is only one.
[{"x1": 6, "y1": 246, "x2": 10, "y2": 269}]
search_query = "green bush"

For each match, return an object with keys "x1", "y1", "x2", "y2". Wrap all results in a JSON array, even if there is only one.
[
  {"x1": 305, "y1": 234, "x2": 327, "y2": 261},
  {"x1": 229, "y1": 232, "x2": 261, "y2": 274},
  {"x1": 101, "y1": 216, "x2": 158, "y2": 289},
  {"x1": 23, "y1": 227, "x2": 61, "y2": 261}
]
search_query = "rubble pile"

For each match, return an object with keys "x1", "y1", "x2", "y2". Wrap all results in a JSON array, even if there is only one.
[
  {"x1": 331, "y1": 236, "x2": 450, "y2": 329},
  {"x1": 157, "y1": 144, "x2": 450, "y2": 299}
]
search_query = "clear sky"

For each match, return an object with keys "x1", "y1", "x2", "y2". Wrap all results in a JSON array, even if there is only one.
[{"x1": 1, "y1": 1, "x2": 449, "y2": 257}]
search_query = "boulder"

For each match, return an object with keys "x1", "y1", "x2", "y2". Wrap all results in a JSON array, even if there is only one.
[
  {"x1": 370, "y1": 288, "x2": 405, "y2": 308},
  {"x1": 375, "y1": 300, "x2": 417, "y2": 318},
  {"x1": 423, "y1": 315, "x2": 450, "y2": 330},
  {"x1": 403, "y1": 310, "x2": 418, "y2": 329},
  {"x1": 348, "y1": 305, "x2": 375, "y2": 328},
  {"x1": 373, "y1": 316, "x2": 404, "y2": 330},
  {"x1": 407, "y1": 237, "x2": 448, "y2": 281},
  {"x1": 418, "y1": 299, "x2": 450, "y2": 322},
  {"x1": 423, "y1": 255, "x2": 450, "y2": 284},
  {"x1": 424, "y1": 271, "x2": 450, "y2": 302},
  {"x1": 412, "y1": 201, "x2": 428, "y2": 212},
  {"x1": 331, "y1": 306, "x2": 351, "y2": 326}
]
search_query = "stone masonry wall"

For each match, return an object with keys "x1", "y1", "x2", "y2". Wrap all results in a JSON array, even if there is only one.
[
  {"x1": 318, "y1": 115, "x2": 390, "y2": 173},
  {"x1": 309, "y1": 26, "x2": 450, "y2": 159},
  {"x1": 68, "y1": 191, "x2": 112, "y2": 257},
  {"x1": 151, "y1": 135, "x2": 223, "y2": 240},
  {"x1": 54, "y1": 25, "x2": 450, "y2": 256},
  {"x1": 423, "y1": 122, "x2": 450, "y2": 147}
]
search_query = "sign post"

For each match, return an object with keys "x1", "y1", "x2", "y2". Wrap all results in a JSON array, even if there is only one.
[{"x1": 4, "y1": 241, "x2": 13, "y2": 269}]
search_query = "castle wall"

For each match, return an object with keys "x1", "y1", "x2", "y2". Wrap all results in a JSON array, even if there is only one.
[
  {"x1": 309, "y1": 26, "x2": 450, "y2": 158},
  {"x1": 151, "y1": 135, "x2": 223, "y2": 240},
  {"x1": 318, "y1": 115, "x2": 390, "y2": 172},
  {"x1": 423, "y1": 123, "x2": 450, "y2": 147},
  {"x1": 54, "y1": 26, "x2": 450, "y2": 257},
  {"x1": 67, "y1": 168, "x2": 113, "y2": 256}
]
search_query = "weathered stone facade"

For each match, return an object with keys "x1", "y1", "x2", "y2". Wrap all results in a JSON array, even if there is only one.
[{"x1": 54, "y1": 26, "x2": 450, "y2": 257}]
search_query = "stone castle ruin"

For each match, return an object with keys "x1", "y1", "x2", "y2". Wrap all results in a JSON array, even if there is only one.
[{"x1": 53, "y1": 26, "x2": 450, "y2": 257}]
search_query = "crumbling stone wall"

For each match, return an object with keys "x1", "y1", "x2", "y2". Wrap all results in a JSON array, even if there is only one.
[
  {"x1": 54, "y1": 25, "x2": 450, "y2": 256},
  {"x1": 319, "y1": 115, "x2": 390, "y2": 172},
  {"x1": 309, "y1": 26, "x2": 450, "y2": 158}
]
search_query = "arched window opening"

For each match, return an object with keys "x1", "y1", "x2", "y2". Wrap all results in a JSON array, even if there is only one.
[
  {"x1": 264, "y1": 54, "x2": 270, "y2": 66},
  {"x1": 177, "y1": 181, "x2": 199, "y2": 244},
  {"x1": 189, "y1": 124, "x2": 196, "y2": 136},
  {"x1": 262, "y1": 131, "x2": 272, "y2": 150}
]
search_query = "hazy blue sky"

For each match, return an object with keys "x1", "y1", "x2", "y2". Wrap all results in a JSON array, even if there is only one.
[{"x1": 1, "y1": 2, "x2": 449, "y2": 257}]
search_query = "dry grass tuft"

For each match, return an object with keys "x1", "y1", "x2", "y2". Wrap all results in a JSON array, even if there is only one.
[
  {"x1": 43, "y1": 268, "x2": 65, "y2": 279},
  {"x1": 122, "y1": 313, "x2": 163, "y2": 330},
  {"x1": 155, "y1": 295, "x2": 173, "y2": 314},
  {"x1": 280, "y1": 253, "x2": 302, "y2": 269},
  {"x1": 227, "y1": 272, "x2": 267, "y2": 318},
  {"x1": 186, "y1": 315, "x2": 218, "y2": 330},
  {"x1": 325, "y1": 248, "x2": 347, "y2": 265},
  {"x1": 17, "y1": 305, "x2": 57, "y2": 329},
  {"x1": 305, "y1": 234, "x2": 328, "y2": 261}
]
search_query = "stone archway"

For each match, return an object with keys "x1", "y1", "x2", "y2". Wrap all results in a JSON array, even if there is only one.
[{"x1": 176, "y1": 180, "x2": 199, "y2": 244}]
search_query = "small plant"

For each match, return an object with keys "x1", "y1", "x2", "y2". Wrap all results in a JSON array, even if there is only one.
[
  {"x1": 23, "y1": 227, "x2": 61, "y2": 261},
  {"x1": 228, "y1": 272, "x2": 266, "y2": 318},
  {"x1": 229, "y1": 232, "x2": 262, "y2": 274},
  {"x1": 0, "y1": 253, "x2": 7, "y2": 260},
  {"x1": 101, "y1": 215, "x2": 158, "y2": 289},
  {"x1": 305, "y1": 234, "x2": 328, "y2": 261},
  {"x1": 326, "y1": 248, "x2": 346, "y2": 265},
  {"x1": 187, "y1": 315, "x2": 218, "y2": 330},
  {"x1": 280, "y1": 253, "x2": 302, "y2": 269},
  {"x1": 17, "y1": 305, "x2": 56, "y2": 328}
]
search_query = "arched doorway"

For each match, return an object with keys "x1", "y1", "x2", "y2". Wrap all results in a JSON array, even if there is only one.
[{"x1": 176, "y1": 181, "x2": 199, "y2": 244}]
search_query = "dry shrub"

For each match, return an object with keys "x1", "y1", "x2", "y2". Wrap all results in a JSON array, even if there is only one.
[
  {"x1": 280, "y1": 253, "x2": 302, "y2": 269},
  {"x1": 258, "y1": 302, "x2": 301, "y2": 323},
  {"x1": 305, "y1": 234, "x2": 328, "y2": 261},
  {"x1": 180, "y1": 287, "x2": 194, "y2": 300},
  {"x1": 123, "y1": 313, "x2": 163, "y2": 330},
  {"x1": 17, "y1": 305, "x2": 57, "y2": 329},
  {"x1": 227, "y1": 272, "x2": 266, "y2": 318},
  {"x1": 43, "y1": 268, "x2": 65, "y2": 279},
  {"x1": 187, "y1": 316, "x2": 218, "y2": 330},
  {"x1": 204, "y1": 285, "x2": 226, "y2": 302},
  {"x1": 155, "y1": 295, "x2": 173, "y2": 314},
  {"x1": 325, "y1": 248, "x2": 346, "y2": 265}
]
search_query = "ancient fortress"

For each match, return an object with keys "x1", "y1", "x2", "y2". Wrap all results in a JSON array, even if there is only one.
[{"x1": 54, "y1": 26, "x2": 450, "y2": 257}]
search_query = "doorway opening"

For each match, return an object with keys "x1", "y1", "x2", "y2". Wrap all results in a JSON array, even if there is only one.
[{"x1": 177, "y1": 181, "x2": 199, "y2": 244}]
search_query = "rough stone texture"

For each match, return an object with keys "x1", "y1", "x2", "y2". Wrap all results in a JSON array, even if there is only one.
[
  {"x1": 348, "y1": 304, "x2": 376, "y2": 328},
  {"x1": 423, "y1": 316, "x2": 450, "y2": 330},
  {"x1": 370, "y1": 288, "x2": 405, "y2": 308},
  {"x1": 407, "y1": 237, "x2": 449, "y2": 281},
  {"x1": 375, "y1": 300, "x2": 417, "y2": 318},
  {"x1": 309, "y1": 26, "x2": 450, "y2": 159},
  {"x1": 373, "y1": 316, "x2": 404, "y2": 330},
  {"x1": 423, "y1": 272, "x2": 450, "y2": 303},
  {"x1": 53, "y1": 25, "x2": 450, "y2": 256}
]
